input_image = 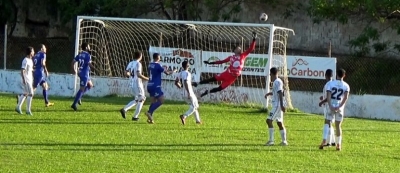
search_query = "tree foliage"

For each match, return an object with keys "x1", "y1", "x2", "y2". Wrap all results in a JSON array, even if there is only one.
[{"x1": 307, "y1": 0, "x2": 400, "y2": 57}]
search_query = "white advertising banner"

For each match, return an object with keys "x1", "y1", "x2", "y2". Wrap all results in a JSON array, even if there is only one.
[
  {"x1": 201, "y1": 51, "x2": 269, "y2": 76},
  {"x1": 148, "y1": 46, "x2": 201, "y2": 82},
  {"x1": 201, "y1": 51, "x2": 336, "y2": 79}
]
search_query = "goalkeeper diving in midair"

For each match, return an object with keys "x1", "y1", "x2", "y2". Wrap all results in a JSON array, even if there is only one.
[{"x1": 192, "y1": 32, "x2": 257, "y2": 97}]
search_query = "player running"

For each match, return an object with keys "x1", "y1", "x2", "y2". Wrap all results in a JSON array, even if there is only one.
[
  {"x1": 318, "y1": 69, "x2": 336, "y2": 147},
  {"x1": 120, "y1": 51, "x2": 149, "y2": 121},
  {"x1": 264, "y1": 67, "x2": 288, "y2": 146},
  {"x1": 33, "y1": 44, "x2": 54, "y2": 107},
  {"x1": 319, "y1": 69, "x2": 350, "y2": 151},
  {"x1": 145, "y1": 53, "x2": 176, "y2": 124},
  {"x1": 70, "y1": 43, "x2": 94, "y2": 111},
  {"x1": 192, "y1": 32, "x2": 257, "y2": 97},
  {"x1": 16, "y1": 47, "x2": 35, "y2": 115},
  {"x1": 175, "y1": 60, "x2": 201, "y2": 125}
]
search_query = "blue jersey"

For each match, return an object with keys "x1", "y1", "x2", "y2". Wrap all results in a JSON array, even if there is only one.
[
  {"x1": 147, "y1": 62, "x2": 165, "y2": 88},
  {"x1": 33, "y1": 51, "x2": 46, "y2": 76},
  {"x1": 74, "y1": 51, "x2": 91, "y2": 77}
]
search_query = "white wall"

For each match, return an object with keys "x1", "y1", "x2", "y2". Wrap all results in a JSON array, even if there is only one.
[{"x1": 1, "y1": 70, "x2": 399, "y2": 121}]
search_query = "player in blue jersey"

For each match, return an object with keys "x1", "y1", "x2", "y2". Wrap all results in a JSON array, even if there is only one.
[
  {"x1": 145, "y1": 53, "x2": 176, "y2": 124},
  {"x1": 33, "y1": 44, "x2": 54, "y2": 107},
  {"x1": 70, "y1": 43, "x2": 94, "y2": 111}
]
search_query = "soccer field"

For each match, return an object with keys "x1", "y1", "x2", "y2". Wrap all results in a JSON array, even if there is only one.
[{"x1": 0, "y1": 93, "x2": 399, "y2": 173}]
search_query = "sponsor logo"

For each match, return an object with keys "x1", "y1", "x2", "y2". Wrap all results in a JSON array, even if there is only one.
[
  {"x1": 173, "y1": 49, "x2": 194, "y2": 58},
  {"x1": 292, "y1": 57, "x2": 309, "y2": 66}
]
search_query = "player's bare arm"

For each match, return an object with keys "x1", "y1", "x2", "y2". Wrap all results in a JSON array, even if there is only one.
[
  {"x1": 71, "y1": 60, "x2": 77, "y2": 74},
  {"x1": 137, "y1": 70, "x2": 149, "y2": 81},
  {"x1": 278, "y1": 90, "x2": 285, "y2": 112},
  {"x1": 319, "y1": 98, "x2": 327, "y2": 107},
  {"x1": 337, "y1": 91, "x2": 349, "y2": 110},
  {"x1": 164, "y1": 69, "x2": 176, "y2": 75},
  {"x1": 20, "y1": 68, "x2": 26, "y2": 84},
  {"x1": 326, "y1": 91, "x2": 336, "y2": 112},
  {"x1": 42, "y1": 59, "x2": 49, "y2": 76},
  {"x1": 174, "y1": 77, "x2": 182, "y2": 88},
  {"x1": 264, "y1": 92, "x2": 273, "y2": 98}
]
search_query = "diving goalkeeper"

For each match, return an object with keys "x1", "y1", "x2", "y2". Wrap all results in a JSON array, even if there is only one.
[{"x1": 193, "y1": 32, "x2": 257, "y2": 97}]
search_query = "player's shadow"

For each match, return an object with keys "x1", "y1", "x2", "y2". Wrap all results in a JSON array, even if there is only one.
[{"x1": 0, "y1": 142, "x2": 312, "y2": 152}]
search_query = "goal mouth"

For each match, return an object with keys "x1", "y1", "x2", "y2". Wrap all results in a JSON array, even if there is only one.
[{"x1": 75, "y1": 16, "x2": 294, "y2": 107}]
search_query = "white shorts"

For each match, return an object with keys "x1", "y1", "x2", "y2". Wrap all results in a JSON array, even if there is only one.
[
  {"x1": 268, "y1": 105, "x2": 284, "y2": 122},
  {"x1": 184, "y1": 95, "x2": 199, "y2": 109},
  {"x1": 325, "y1": 109, "x2": 344, "y2": 122},
  {"x1": 131, "y1": 84, "x2": 145, "y2": 101},
  {"x1": 21, "y1": 81, "x2": 34, "y2": 95}
]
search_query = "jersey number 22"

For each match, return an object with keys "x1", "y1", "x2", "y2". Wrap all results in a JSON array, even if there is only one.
[{"x1": 331, "y1": 87, "x2": 344, "y2": 100}]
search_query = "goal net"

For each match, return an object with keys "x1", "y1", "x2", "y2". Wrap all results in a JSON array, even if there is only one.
[{"x1": 75, "y1": 16, "x2": 294, "y2": 108}]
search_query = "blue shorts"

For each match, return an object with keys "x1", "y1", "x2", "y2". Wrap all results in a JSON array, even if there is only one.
[
  {"x1": 79, "y1": 76, "x2": 90, "y2": 87},
  {"x1": 33, "y1": 75, "x2": 46, "y2": 88},
  {"x1": 147, "y1": 87, "x2": 164, "y2": 98}
]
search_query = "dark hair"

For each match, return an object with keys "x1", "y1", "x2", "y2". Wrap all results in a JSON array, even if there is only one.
[
  {"x1": 153, "y1": 53, "x2": 160, "y2": 59},
  {"x1": 325, "y1": 69, "x2": 333, "y2": 77},
  {"x1": 337, "y1": 68, "x2": 346, "y2": 78},
  {"x1": 134, "y1": 51, "x2": 142, "y2": 59},
  {"x1": 26, "y1": 47, "x2": 34, "y2": 55},
  {"x1": 38, "y1": 44, "x2": 45, "y2": 50},
  {"x1": 270, "y1": 67, "x2": 279, "y2": 75},
  {"x1": 182, "y1": 60, "x2": 189, "y2": 68},
  {"x1": 81, "y1": 43, "x2": 88, "y2": 50}
]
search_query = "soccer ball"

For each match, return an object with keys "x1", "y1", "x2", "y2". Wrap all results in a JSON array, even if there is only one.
[{"x1": 259, "y1": 13, "x2": 268, "y2": 22}]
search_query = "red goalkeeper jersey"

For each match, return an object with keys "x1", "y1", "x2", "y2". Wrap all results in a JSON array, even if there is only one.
[{"x1": 214, "y1": 40, "x2": 256, "y2": 77}]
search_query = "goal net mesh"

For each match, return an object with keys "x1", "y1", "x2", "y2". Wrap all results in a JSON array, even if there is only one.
[{"x1": 77, "y1": 17, "x2": 293, "y2": 108}]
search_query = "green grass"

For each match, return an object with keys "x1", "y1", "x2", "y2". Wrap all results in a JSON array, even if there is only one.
[{"x1": 0, "y1": 93, "x2": 399, "y2": 173}]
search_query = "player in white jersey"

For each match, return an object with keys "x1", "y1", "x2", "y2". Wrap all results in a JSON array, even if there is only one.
[
  {"x1": 264, "y1": 67, "x2": 288, "y2": 146},
  {"x1": 120, "y1": 51, "x2": 149, "y2": 121},
  {"x1": 319, "y1": 68, "x2": 350, "y2": 151},
  {"x1": 318, "y1": 69, "x2": 336, "y2": 146},
  {"x1": 15, "y1": 47, "x2": 35, "y2": 115},
  {"x1": 175, "y1": 60, "x2": 201, "y2": 125}
]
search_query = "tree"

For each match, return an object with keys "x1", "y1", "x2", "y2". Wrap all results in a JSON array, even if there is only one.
[
  {"x1": 307, "y1": 0, "x2": 400, "y2": 57},
  {"x1": 0, "y1": 0, "x2": 18, "y2": 35}
]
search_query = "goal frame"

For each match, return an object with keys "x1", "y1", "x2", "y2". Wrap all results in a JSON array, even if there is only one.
[{"x1": 73, "y1": 15, "x2": 294, "y2": 108}]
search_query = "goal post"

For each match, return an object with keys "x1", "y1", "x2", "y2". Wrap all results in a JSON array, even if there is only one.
[{"x1": 74, "y1": 16, "x2": 294, "y2": 108}]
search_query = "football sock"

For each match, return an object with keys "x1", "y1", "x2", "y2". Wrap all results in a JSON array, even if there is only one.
[
  {"x1": 268, "y1": 128, "x2": 274, "y2": 142},
  {"x1": 83, "y1": 85, "x2": 90, "y2": 94},
  {"x1": 280, "y1": 129, "x2": 287, "y2": 142},
  {"x1": 124, "y1": 100, "x2": 137, "y2": 111},
  {"x1": 336, "y1": 136, "x2": 342, "y2": 145},
  {"x1": 148, "y1": 101, "x2": 162, "y2": 114},
  {"x1": 194, "y1": 110, "x2": 201, "y2": 122},
  {"x1": 73, "y1": 90, "x2": 83, "y2": 106},
  {"x1": 26, "y1": 96, "x2": 32, "y2": 112},
  {"x1": 17, "y1": 94, "x2": 26, "y2": 109},
  {"x1": 322, "y1": 124, "x2": 330, "y2": 141},
  {"x1": 43, "y1": 90, "x2": 49, "y2": 104},
  {"x1": 133, "y1": 101, "x2": 144, "y2": 118},
  {"x1": 330, "y1": 126, "x2": 335, "y2": 143},
  {"x1": 183, "y1": 105, "x2": 195, "y2": 117},
  {"x1": 327, "y1": 128, "x2": 331, "y2": 144}
]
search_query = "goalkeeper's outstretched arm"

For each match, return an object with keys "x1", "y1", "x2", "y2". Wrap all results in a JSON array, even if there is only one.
[
  {"x1": 242, "y1": 32, "x2": 257, "y2": 56},
  {"x1": 203, "y1": 57, "x2": 230, "y2": 65}
]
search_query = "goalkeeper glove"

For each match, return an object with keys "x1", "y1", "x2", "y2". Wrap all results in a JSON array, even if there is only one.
[
  {"x1": 252, "y1": 31, "x2": 257, "y2": 41},
  {"x1": 203, "y1": 61, "x2": 215, "y2": 64}
]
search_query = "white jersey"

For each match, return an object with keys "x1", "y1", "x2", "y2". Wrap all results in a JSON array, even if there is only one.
[
  {"x1": 177, "y1": 70, "x2": 195, "y2": 97},
  {"x1": 271, "y1": 78, "x2": 286, "y2": 107},
  {"x1": 21, "y1": 57, "x2": 34, "y2": 83},
  {"x1": 126, "y1": 60, "x2": 143, "y2": 87},
  {"x1": 327, "y1": 80, "x2": 350, "y2": 110}
]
